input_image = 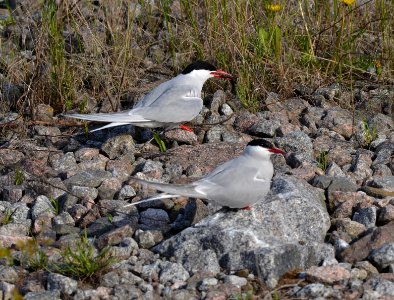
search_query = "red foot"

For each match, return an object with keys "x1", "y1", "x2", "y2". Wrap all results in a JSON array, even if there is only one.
[
  {"x1": 242, "y1": 206, "x2": 252, "y2": 211},
  {"x1": 179, "y1": 125, "x2": 194, "y2": 133}
]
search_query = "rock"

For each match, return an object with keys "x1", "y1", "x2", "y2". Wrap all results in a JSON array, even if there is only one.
[
  {"x1": 135, "y1": 229, "x2": 163, "y2": 249},
  {"x1": 140, "y1": 208, "x2": 170, "y2": 228},
  {"x1": 98, "y1": 177, "x2": 122, "y2": 199},
  {"x1": 70, "y1": 185, "x2": 98, "y2": 200},
  {"x1": 101, "y1": 269, "x2": 143, "y2": 287},
  {"x1": 341, "y1": 222, "x2": 394, "y2": 263},
  {"x1": 327, "y1": 178, "x2": 358, "y2": 211},
  {"x1": 305, "y1": 265, "x2": 351, "y2": 284},
  {"x1": 198, "y1": 277, "x2": 219, "y2": 291},
  {"x1": 249, "y1": 119, "x2": 281, "y2": 138},
  {"x1": 364, "y1": 277, "x2": 394, "y2": 297},
  {"x1": 64, "y1": 170, "x2": 112, "y2": 188},
  {"x1": 2, "y1": 185, "x2": 23, "y2": 203},
  {"x1": 46, "y1": 273, "x2": 77, "y2": 295},
  {"x1": 369, "y1": 243, "x2": 394, "y2": 270},
  {"x1": 113, "y1": 284, "x2": 142, "y2": 299},
  {"x1": 23, "y1": 291, "x2": 61, "y2": 300},
  {"x1": 101, "y1": 135, "x2": 135, "y2": 160},
  {"x1": 52, "y1": 212, "x2": 75, "y2": 235},
  {"x1": 0, "y1": 266, "x2": 19, "y2": 283},
  {"x1": 106, "y1": 159, "x2": 133, "y2": 182},
  {"x1": 0, "y1": 149, "x2": 24, "y2": 167},
  {"x1": 0, "y1": 281, "x2": 16, "y2": 300},
  {"x1": 355, "y1": 261, "x2": 379, "y2": 275},
  {"x1": 155, "y1": 176, "x2": 331, "y2": 288},
  {"x1": 31, "y1": 195, "x2": 55, "y2": 220},
  {"x1": 368, "y1": 176, "x2": 394, "y2": 193},
  {"x1": 220, "y1": 103, "x2": 233, "y2": 116},
  {"x1": 223, "y1": 275, "x2": 247, "y2": 287},
  {"x1": 321, "y1": 107, "x2": 355, "y2": 139},
  {"x1": 378, "y1": 205, "x2": 394, "y2": 224},
  {"x1": 335, "y1": 218, "x2": 366, "y2": 239},
  {"x1": 353, "y1": 207, "x2": 377, "y2": 228},
  {"x1": 164, "y1": 129, "x2": 198, "y2": 145},
  {"x1": 118, "y1": 185, "x2": 136, "y2": 200},
  {"x1": 95, "y1": 225, "x2": 135, "y2": 250},
  {"x1": 295, "y1": 283, "x2": 339, "y2": 299},
  {"x1": 159, "y1": 261, "x2": 190, "y2": 284},
  {"x1": 74, "y1": 148, "x2": 100, "y2": 161},
  {"x1": 50, "y1": 152, "x2": 78, "y2": 173},
  {"x1": 77, "y1": 154, "x2": 108, "y2": 171},
  {"x1": 275, "y1": 130, "x2": 313, "y2": 157}
]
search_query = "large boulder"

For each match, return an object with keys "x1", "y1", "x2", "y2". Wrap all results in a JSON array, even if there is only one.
[{"x1": 154, "y1": 175, "x2": 332, "y2": 288}]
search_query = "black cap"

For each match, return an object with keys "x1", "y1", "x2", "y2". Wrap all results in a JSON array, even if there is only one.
[
  {"x1": 247, "y1": 139, "x2": 274, "y2": 149},
  {"x1": 181, "y1": 61, "x2": 217, "y2": 74}
]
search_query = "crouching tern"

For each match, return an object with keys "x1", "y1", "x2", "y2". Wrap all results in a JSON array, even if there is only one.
[
  {"x1": 125, "y1": 139, "x2": 286, "y2": 209},
  {"x1": 66, "y1": 61, "x2": 232, "y2": 132}
]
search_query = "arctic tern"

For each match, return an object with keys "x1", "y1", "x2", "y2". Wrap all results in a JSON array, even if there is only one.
[
  {"x1": 125, "y1": 139, "x2": 286, "y2": 209},
  {"x1": 66, "y1": 61, "x2": 232, "y2": 132}
]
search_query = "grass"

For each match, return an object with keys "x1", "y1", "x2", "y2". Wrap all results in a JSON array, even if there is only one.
[
  {"x1": 1, "y1": 208, "x2": 14, "y2": 225},
  {"x1": 0, "y1": 0, "x2": 392, "y2": 118},
  {"x1": 317, "y1": 151, "x2": 329, "y2": 172},
  {"x1": 360, "y1": 118, "x2": 378, "y2": 148},
  {"x1": 54, "y1": 230, "x2": 116, "y2": 280}
]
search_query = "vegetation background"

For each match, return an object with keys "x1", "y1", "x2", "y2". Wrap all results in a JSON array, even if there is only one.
[{"x1": 0, "y1": 0, "x2": 393, "y2": 117}]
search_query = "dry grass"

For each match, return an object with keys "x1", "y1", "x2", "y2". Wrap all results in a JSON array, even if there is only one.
[{"x1": 0, "y1": 0, "x2": 393, "y2": 116}]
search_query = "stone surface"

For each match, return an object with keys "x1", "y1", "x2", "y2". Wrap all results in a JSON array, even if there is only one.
[
  {"x1": 369, "y1": 243, "x2": 394, "y2": 270},
  {"x1": 46, "y1": 273, "x2": 78, "y2": 295},
  {"x1": 305, "y1": 265, "x2": 351, "y2": 284},
  {"x1": 154, "y1": 176, "x2": 331, "y2": 288}
]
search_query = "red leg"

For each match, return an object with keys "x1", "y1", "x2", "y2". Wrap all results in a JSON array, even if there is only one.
[
  {"x1": 242, "y1": 206, "x2": 252, "y2": 211},
  {"x1": 179, "y1": 125, "x2": 194, "y2": 133}
]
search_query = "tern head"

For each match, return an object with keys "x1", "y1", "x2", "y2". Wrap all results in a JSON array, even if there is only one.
[
  {"x1": 181, "y1": 61, "x2": 232, "y2": 81},
  {"x1": 246, "y1": 139, "x2": 286, "y2": 157}
]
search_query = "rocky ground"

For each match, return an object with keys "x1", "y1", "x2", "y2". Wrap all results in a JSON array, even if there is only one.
[{"x1": 0, "y1": 81, "x2": 393, "y2": 300}]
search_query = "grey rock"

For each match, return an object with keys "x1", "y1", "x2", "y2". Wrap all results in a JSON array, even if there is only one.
[
  {"x1": 327, "y1": 177, "x2": 358, "y2": 208},
  {"x1": 141, "y1": 261, "x2": 161, "y2": 281},
  {"x1": 0, "y1": 266, "x2": 19, "y2": 283},
  {"x1": 182, "y1": 249, "x2": 221, "y2": 276},
  {"x1": 321, "y1": 107, "x2": 354, "y2": 139},
  {"x1": 220, "y1": 103, "x2": 234, "y2": 116},
  {"x1": 0, "y1": 149, "x2": 24, "y2": 167},
  {"x1": 52, "y1": 212, "x2": 75, "y2": 234},
  {"x1": 101, "y1": 134, "x2": 135, "y2": 159},
  {"x1": 135, "y1": 229, "x2": 163, "y2": 248},
  {"x1": 373, "y1": 141, "x2": 394, "y2": 166},
  {"x1": 113, "y1": 284, "x2": 142, "y2": 299},
  {"x1": 9, "y1": 203, "x2": 30, "y2": 222},
  {"x1": 204, "y1": 125, "x2": 225, "y2": 143},
  {"x1": 0, "y1": 281, "x2": 16, "y2": 300},
  {"x1": 198, "y1": 277, "x2": 218, "y2": 291},
  {"x1": 77, "y1": 154, "x2": 108, "y2": 171},
  {"x1": 74, "y1": 148, "x2": 100, "y2": 161},
  {"x1": 106, "y1": 159, "x2": 133, "y2": 182},
  {"x1": 154, "y1": 176, "x2": 331, "y2": 288},
  {"x1": 275, "y1": 131, "x2": 313, "y2": 157},
  {"x1": 326, "y1": 162, "x2": 346, "y2": 177},
  {"x1": 368, "y1": 277, "x2": 394, "y2": 297},
  {"x1": 372, "y1": 164, "x2": 392, "y2": 176},
  {"x1": 223, "y1": 275, "x2": 247, "y2": 287},
  {"x1": 368, "y1": 176, "x2": 394, "y2": 193},
  {"x1": 46, "y1": 273, "x2": 77, "y2": 295},
  {"x1": 2, "y1": 185, "x2": 23, "y2": 203},
  {"x1": 98, "y1": 177, "x2": 122, "y2": 199},
  {"x1": 102, "y1": 269, "x2": 143, "y2": 287},
  {"x1": 31, "y1": 195, "x2": 55, "y2": 220},
  {"x1": 249, "y1": 119, "x2": 281, "y2": 138},
  {"x1": 295, "y1": 283, "x2": 338, "y2": 298},
  {"x1": 118, "y1": 185, "x2": 136, "y2": 200},
  {"x1": 50, "y1": 152, "x2": 78, "y2": 173},
  {"x1": 109, "y1": 237, "x2": 139, "y2": 258},
  {"x1": 140, "y1": 208, "x2": 170, "y2": 227},
  {"x1": 24, "y1": 291, "x2": 61, "y2": 300},
  {"x1": 311, "y1": 175, "x2": 333, "y2": 189},
  {"x1": 353, "y1": 207, "x2": 376, "y2": 228},
  {"x1": 141, "y1": 160, "x2": 164, "y2": 179},
  {"x1": 206, "y1": 90, "x2": 226, "y2": 113},
  {"x1": 64, "y1": 170, "x2": 112, "y2": 188},
  {"x1": 369, "y1": 243, "x2": 394, "y2": 269},
  {"x1": 159, "y1": 261, "x2": 190, "y2": 284},
  {"x1": 164, "y1": 162, "x2": 183, "y2": 180},
  {"x1": 70, "y1": 185, "x2": 98, "y2": 200},
  {"x1": 350, "y1": 149, "x2": 373, "y2": 179}
]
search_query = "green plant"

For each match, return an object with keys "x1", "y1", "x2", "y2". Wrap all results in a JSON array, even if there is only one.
[
  {"x1": 55, "y1": 230, "x2": 116, "y2": 279},
  {"x1": 361, "y1": 119, "x2": 378, "y2": 148},
  {"x1": 1, "y1": 208, "x2": 14, "y2": 225},
  {"x1": 317, "y1": 151, "x2": 329, "y2": 172},
  {"x1": 153, "y1": 132, "x2": 167, "y2": 153},
  {"x1": 16, "y1": 239, "x2": 48, "y2": 271},
  {"x1": 49, "y1": 197, "x2": 60, "y2": 215},
  {"x1": 14, "y1": 168, "x2": 24, "y2": 185}
]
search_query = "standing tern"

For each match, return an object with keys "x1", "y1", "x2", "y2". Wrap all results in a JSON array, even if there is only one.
[
  {"x1": 125, "y1": 139, "x2": 286, "y2": 209},
  {"x1": 66, "y1": 61, "x2": 232, "y2": 132}
]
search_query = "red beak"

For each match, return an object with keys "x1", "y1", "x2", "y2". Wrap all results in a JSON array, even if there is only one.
[
  {"x1": 210, "y1": 70, "x2": 233, "y2": 80},
  {"x1": 268, "y1": 148, "x2": 286, "y2": 156}
]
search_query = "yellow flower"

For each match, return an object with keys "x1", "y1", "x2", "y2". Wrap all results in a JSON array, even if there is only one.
[
  {"x1": 266, "y1": 4, "x2": 282, "y2": 12},
  {"x1": 340, "y1": 0, "x2": 355, "y2": 5}
]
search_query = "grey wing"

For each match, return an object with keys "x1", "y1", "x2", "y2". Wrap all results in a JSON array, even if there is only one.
[
  {"x1": 131, "y1": 86, "x2": 203, "y2": 123},
  {"x1": 134, "y1": 79, "x2": 173, "y2": 108}
]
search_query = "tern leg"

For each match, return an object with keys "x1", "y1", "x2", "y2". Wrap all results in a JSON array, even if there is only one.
[
  {"x1": 242, "y1": 206, "x2": 253, "y2": 211},
  {"x1": 179, "y1": 125, "x2": 194, "y2": 133}
]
